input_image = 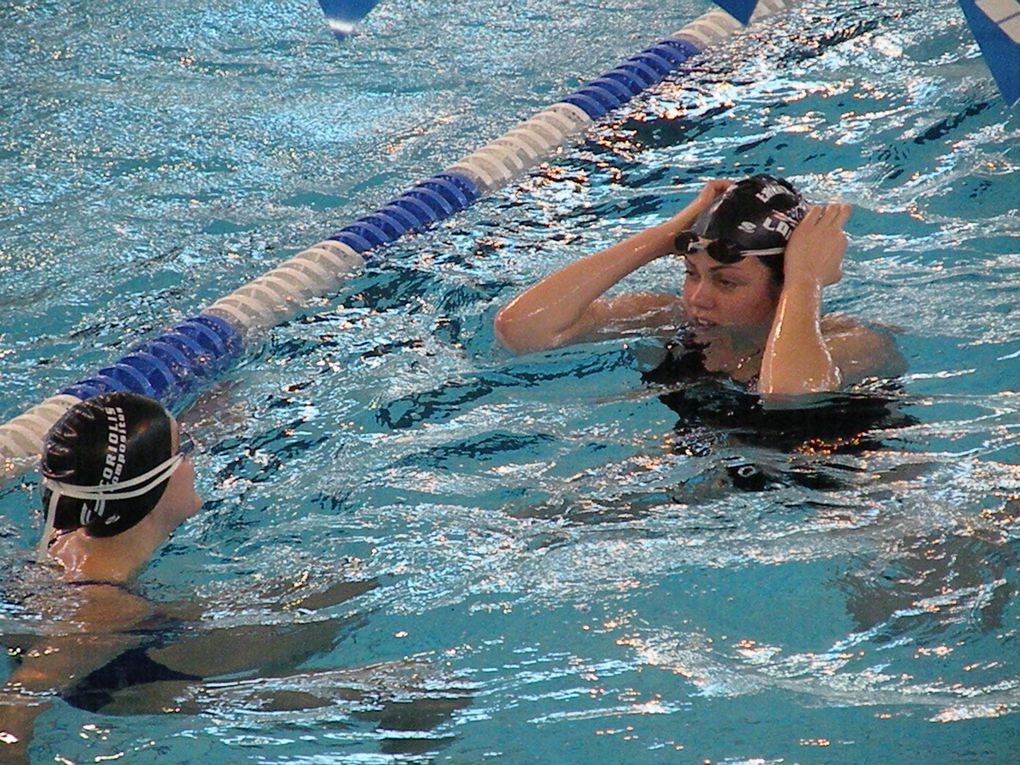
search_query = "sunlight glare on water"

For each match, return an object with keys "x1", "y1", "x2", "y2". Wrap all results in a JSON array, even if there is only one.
[{"x1": 0, "y1": 0, "x2": 1018, "y2": 763}]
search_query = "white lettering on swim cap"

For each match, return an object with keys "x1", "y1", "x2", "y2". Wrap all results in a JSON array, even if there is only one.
[
  {"x1": 762, "y1": 216, "x2": 794, "y2": 239},
  {"x1": 754, "y1": 182, "x2": 788, "y2": 204},
  {"x1": 95, "y1": 406, "x2": 128, "y2": 521}
]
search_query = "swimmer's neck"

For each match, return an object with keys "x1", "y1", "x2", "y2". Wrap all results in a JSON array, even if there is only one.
[
  {"x1": 685, "y1": 323, "x2": 771, "y2": 382},
  {"x1": 689, "y1": 322, "x2": 771, "y2": 354},
  {"x1": 48, "y1": 508, "x2": 177, "y2": 585}
]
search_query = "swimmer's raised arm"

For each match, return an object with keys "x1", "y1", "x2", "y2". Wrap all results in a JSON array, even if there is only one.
[
  {"x1": 759, "y1": 204, "x2": 906, "y2": 398},
  {"x1": 494, "y1": 180, "x2": 733, "y2": 354},
  {"x1": 499, "y1": 173, "x2": 905, "y2": 394},
  {"x1": 759, "y1": 204, "x2": 847, "y2": 397}
]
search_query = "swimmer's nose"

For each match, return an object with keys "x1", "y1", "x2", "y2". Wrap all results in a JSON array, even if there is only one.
[{"x1": 687, "y1": 280, "x2": 715, "y2": 309}]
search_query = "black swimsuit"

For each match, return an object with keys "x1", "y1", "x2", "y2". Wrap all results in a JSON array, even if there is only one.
[
  {"x1": 53, "y1": 582, "x2": 202, "y2": 713},
  {"x1": 638, "y1": 332, "x2": 916, "y2": 490},
  {"x1": 62, "y1": 645, "x2": 201, "y2": 713}
]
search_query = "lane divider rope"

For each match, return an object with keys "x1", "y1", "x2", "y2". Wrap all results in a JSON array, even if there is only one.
[{"x1": 0, "y1": 0, "x2": 796, "y2": 481}]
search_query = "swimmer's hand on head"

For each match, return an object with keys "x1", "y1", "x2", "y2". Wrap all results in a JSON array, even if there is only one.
[
  {"x1": 759, "y1": 203, "x2": 850, "y2": 398},
  {"x1": 493, "y1": 179, "x2": 731, "y2": 354},
  {"x1": 688, "y1": 179, "x2": 735, "y2": 217},
  {"x1": 758, "y1": 202, "x2": 906, "y2": 400},
  {"x1": 495, "y1": 174, "x2": 905, "y2": 397},
  {"x1": 784, "y1": 203, "x2": 849, "y2": 289}
]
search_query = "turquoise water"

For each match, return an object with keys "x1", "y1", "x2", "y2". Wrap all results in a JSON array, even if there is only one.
[{"x1": 2, "y1": 0, "x2": 1019, "y2": 763}]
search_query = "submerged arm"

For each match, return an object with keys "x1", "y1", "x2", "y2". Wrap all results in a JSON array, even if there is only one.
[
  {"x1": 1, "y1": 587, "x2": 152, "y2": 762},
  {"x1": 149, "y1": 577, "x2": 377, "y2": 678},
  {"x1": 494, "y1": 180, "x2": 732, "y2": 354}
]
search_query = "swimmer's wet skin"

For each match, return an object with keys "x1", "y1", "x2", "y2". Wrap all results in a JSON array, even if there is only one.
[
  {"x1": 1, "y1": 395, "x2": 452, "y2": 763},
  {"x1": 1, "y1": 393, "x2": 203, "y2": 761},
  {"x1": 494, "y1": 175, "x2": 905, "y2": 400}
]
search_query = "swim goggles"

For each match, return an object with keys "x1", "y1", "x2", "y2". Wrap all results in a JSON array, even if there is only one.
[
  {"x1": 36, "y1": 429, "x2": 195, "y2": 563},
  {"x1": 674, "y1": 231, "x2": 785, "y2": 262}
]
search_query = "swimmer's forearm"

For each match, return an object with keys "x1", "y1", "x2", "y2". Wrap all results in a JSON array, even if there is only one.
[
  {"x1": 494, "y1": 219, "x2": 678, "y2": 353},
  {"x1": 759, "y1": 281, "x2": 841, "y2": 397},
  {"x1": 1, "y1": 659, "x2": 71, "y2": 763},
  {"x1": 0, "y1": 701, "x2": 42, "y2": 765}
]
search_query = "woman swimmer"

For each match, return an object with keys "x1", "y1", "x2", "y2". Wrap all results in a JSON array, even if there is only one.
[
  {"x1": 494, "y1": 175, "x2": 905, "y2": 397},
  {"x1": 2, "y1": 393, "x2": 462, "y2": 763},
  {"x1": 1, "y1": 392, "x2": 202, "y2": 760}
]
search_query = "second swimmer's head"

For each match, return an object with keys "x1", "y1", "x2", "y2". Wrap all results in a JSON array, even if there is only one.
[
  {"x1": 40, "y1": 392, "x2": 187, "y2": 539},
  {"x1": 675, "y1": 175, "x2": 809, "y2": 284}
]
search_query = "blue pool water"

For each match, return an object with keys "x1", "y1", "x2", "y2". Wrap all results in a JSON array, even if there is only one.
[{"x1": 2, "y1": 0, "x2": 1019, "y2": 763}]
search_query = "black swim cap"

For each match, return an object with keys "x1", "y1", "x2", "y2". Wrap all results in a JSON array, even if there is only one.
[
  {"x1": 40, "y1": 392, "x2": 173, "y2": 538},
  {"x1": 681, "y1": 175, "x2": 810, "y2": 273}
]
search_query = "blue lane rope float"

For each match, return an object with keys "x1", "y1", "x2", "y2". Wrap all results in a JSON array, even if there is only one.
[
  {"x1": 59, "y1": 315, "x2": 243, "y2": 403},
  {"x1": 0, "y1": 0, "x2": 796, "y2": 481}
]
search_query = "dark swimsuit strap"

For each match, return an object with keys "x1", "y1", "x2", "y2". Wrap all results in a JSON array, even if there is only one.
[
  {"x1": 67, "y1": 579, "x2": 123, "y2": 586},
  {"x1": 64, "y1": 579, "x2": 134, "y2": 592}
]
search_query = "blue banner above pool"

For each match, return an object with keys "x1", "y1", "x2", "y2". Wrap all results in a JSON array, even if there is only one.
[
  {"x1": 958, "y1": 0, "x2": 1020, "y2": 106},
  {"x1": 318, "y1": 0, "x2": 382, "y2": 39}
]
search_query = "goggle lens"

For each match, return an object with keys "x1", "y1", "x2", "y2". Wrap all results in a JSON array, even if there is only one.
[{"x1": 675, "y1": 232, "x2": 743, "y2": 262}]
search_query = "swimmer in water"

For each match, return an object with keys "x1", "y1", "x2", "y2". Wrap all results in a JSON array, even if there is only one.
[
  {"x1": 35, "y1": 391, "x2": 203, "y2": 581},
  {"x1": 494, "y1": 175, "x2": 906, "y2": 397},
  {"x1": 1, "y1": 393, "x2": 464, "y2": 763},
  {"x1": 0, "y1": 392, "x2": 202, "y2": 760}
]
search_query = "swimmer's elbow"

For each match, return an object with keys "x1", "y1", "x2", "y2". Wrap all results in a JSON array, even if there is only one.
[
  {"x1": 880, "y1": 340, "x2": 908, "y2": 378},
  {"x1": 836, "y1": 328, "x2": 908, "y2": 383},
  {"x1": 495, "y1": 296, "x2": 605, "y2": 355},
  {"x1": 494, "y1": 306, "x2": 571, "y2": 356},
  {"x1": 493, "y1": 305, "x2": 542, "y2": 355}
]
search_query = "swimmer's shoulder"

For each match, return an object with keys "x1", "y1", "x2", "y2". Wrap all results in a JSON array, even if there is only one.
[
  {"x1": 821, "y1": 314, "x2": 907, "y2": 383},
  {"x1": 56, "y1": 581, "x2": 157, "y2": 633},
  {"x1": 577, "y1": 292, "x2": 683, "y2": 344}
]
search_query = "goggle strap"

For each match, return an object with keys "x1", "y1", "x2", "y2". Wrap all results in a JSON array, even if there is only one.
[
  {"x1": 45, "y1": 454, "x2": 184, "y2": 498},
  {"x1": 738, "y1": 247, "x2": 786, "y2": 257},
  {"x1": 682, "y1": 236, "x2": 785, "y2": 259},
  {"x1": 36, "y1": 454, "x2": 184, "y2": 563},
  {"x1": 35, "y1": 491, "x2": 60, "y2": 565}
]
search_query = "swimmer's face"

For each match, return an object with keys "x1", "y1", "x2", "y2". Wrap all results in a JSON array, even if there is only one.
[
  {"x1": 681, "y1": 252, "x2": 781, "y2": 331},
  {"x1": 162, "y1": 419, "x2": 203, "y2": 526}
]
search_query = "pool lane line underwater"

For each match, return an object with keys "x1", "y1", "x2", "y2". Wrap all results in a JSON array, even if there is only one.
[{"x1": 0, "y1": 0, "x2": 799, "y2": 482}]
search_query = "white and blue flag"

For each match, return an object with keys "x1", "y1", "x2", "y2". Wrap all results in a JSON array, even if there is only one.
[
  {"x1": 711, "y1": 1, "x2": 1019, "y2": 106},
  {"x1": 710, "y1": 0, "x2": 759, "y2": 25}
]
